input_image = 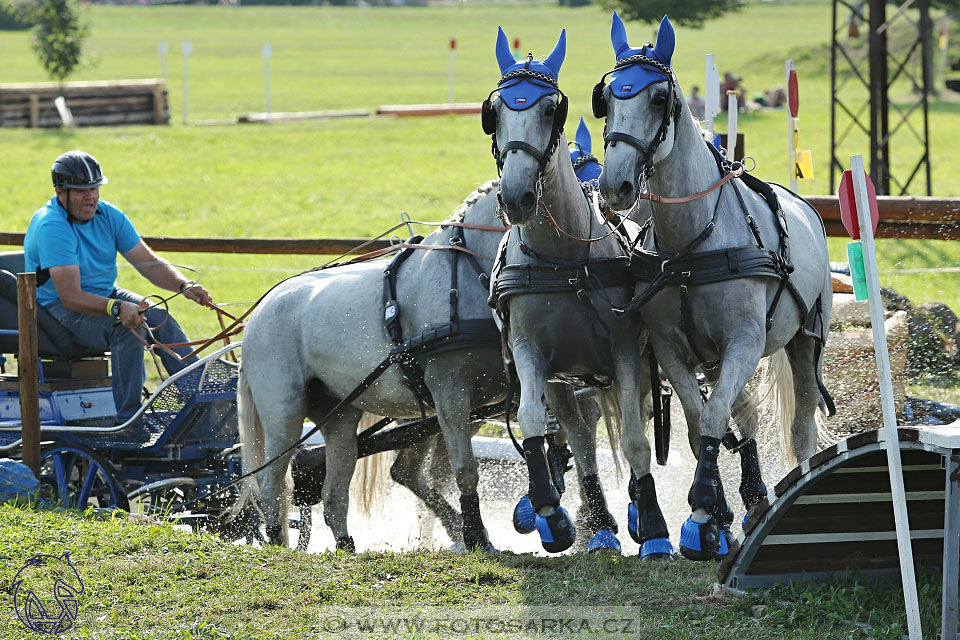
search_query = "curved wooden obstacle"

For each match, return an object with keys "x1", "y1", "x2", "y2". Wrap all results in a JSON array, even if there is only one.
[{"x1": 720, "y1": 425, "x2": 960, "y2": 640}]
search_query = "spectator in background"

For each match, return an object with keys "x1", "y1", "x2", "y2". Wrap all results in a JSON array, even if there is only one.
[
  {"x1": 719, "y1": 72, "x2": 746, "y2": 111},
  {"x1": 687, "y1": 85, "x2": 706, "y2": 121}
]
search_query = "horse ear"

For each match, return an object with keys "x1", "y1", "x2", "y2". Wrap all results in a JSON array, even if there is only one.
[
  {"x1": 611, "y1": 11, "x2": 630, "y2": 58},
  {"x1": 543, "y1": 29, "x2": 566, "y2": 76},
  {"x1": 576, "y1": 118, "x2": 591, "y2": 154},
  {"x1": 496, "y1": 27, "x2": 515, "y2": 74},
  {"x1": 652, "y1": 15, "x2": 675, "y2": 65}
]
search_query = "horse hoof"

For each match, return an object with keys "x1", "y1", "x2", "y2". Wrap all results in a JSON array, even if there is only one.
[
  {"x1": 265, "y1": 524, "x2": 284, "y2": 547},
  {"x1": 465, "y1": 530, "x2": 496, "y2": 552},
  {"x1": 626, "y1": 502, "x2": 642, "y2": 544},
  {"x1": 513, "y1": 495, "x2": 536, "y2": 535},
  {"x1": 679, "y1": 516, "x2": 719, "y2": 561},
  {"x1": 587, "y1": 529, "x2": 621, "y2": 554},
  {"x1": 535, "y1": 507, "x2": 575, "y2": 554},
  {"x1": 335, "y1": 536, "x2": 356, "y2": 552},
  {"x1": 639, "y1": 537, "x2": 674, "y2": 561}
]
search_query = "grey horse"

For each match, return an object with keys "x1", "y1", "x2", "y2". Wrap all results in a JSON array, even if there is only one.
[
  {"x1": 234, "y1": 179, "x2": 614, "y2": 552},
  {"x1": 486, "y1": 27, "x2": 674, "y2": 557},
  {"x1": 596, "y1": 13, "x2": 834, "y2": 560}
]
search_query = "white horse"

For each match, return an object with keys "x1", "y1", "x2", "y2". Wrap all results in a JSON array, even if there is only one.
[
  {"x1": 486, "y1": 28, "x2": 674, "y2": 557},
  {"x1": 596, "y1": 13, "x2": 834, "y2": 560},
  {"x1": 235, "y1": 180, "x2": 614, "y2": 551}
]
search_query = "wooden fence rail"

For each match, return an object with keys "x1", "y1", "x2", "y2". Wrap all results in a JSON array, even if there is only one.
[{"x1": 1, "y1": 196, "x2": 958, "y2": 253}]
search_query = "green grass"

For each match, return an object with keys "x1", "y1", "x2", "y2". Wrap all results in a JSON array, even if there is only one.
[{"x1": 0, "y1": 503, "x2": 954, "y2": 639}]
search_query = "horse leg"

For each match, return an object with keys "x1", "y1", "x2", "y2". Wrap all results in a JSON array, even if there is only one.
[
  {"x1": 315, "y1": 405, "x2": 363, "y2": 552},
  {"x1": 390, "y1": 435, "x2": 464, "y2": 548},
  {"x1": 615, "y1": 352, "x2": 673, "y2": 559},
  {"x1": 426, "y1": 381, "x2": 492, "y2": 551},
  {"x1": 785, "y1": 330, "x2": 824, "y2": 465},
  {"x1": 512, "y1": 339, "x2": 575, "y2": 553},
  {"x1": 683, "y1": 334, "x2": 765, "y2": 561},
  {"x1": 726, "y1": 390, "x2": 768, "y2": 529},
  {"x1": 542, "y1": 383, "x2": 619, "y2": 554}
]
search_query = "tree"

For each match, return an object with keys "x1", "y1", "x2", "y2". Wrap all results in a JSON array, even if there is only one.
[
  {"x1": 31, "y1": 0, "x2": 87, "y2": 83},
  {"x1": 601, "y1": 0, "x2": 744, "y2": 30}
]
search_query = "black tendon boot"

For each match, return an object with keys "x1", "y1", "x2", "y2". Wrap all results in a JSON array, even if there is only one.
[
  {"x1": 680, "y1": 436, "x2": 722, "y2": 561},
  {"x1": 522, "y1": 436, "x2": 575, "y2": 553},
  {"x1": 628, "y1": 472, "x2": 674, "y2": 559}
]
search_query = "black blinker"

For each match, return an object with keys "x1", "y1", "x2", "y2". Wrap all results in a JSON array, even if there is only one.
[
  {"x1": 591, "y1": 81, "x2": 607, "y2": 119},
  {"x1": 481, "y1": 98, "x2": 496, "y2": 136}
]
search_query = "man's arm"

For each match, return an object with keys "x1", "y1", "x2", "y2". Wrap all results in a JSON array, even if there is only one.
[
  {"x1": 49, "y1": 265, "x2": 147, "y2": 330},
  {"x1": 123, "y1": 240, "x2": 212, "y2": 306}
]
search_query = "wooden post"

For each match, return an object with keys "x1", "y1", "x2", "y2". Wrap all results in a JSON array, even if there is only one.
[
  {"x1": 152, "y1": 86, "x2": 164, "y2": 125},
  {"x1": 28, "y1": 94, "x2": 39, "y2": 128},
  {"x1": 17, "y1": 273, "x2": 40, "y2": 479}
]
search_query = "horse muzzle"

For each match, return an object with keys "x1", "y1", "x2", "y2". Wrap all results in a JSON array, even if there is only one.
[{"x1": 497, "y1": 182, "x2": 539, "y2": 225}]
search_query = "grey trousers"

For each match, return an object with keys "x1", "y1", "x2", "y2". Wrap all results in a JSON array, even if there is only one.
[{"x1": 45, "y1": 288, "x2": 198, "y2": 422}]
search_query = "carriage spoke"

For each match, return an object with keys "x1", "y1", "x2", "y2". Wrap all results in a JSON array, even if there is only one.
[{"x1": 77, "y1": 462, "x2": 99, "y2": 507}]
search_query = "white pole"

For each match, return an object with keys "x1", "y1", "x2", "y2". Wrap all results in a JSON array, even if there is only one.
[
  {"x1": 262, "y1": 43, "x2": 272, "y2": 123},
  {"x1": 850, "y1": 154, "x2": 923, "y2": 640},
  {"x1": 159, "y1": 41, "x2": 168, "y2": 86},
  {"x1": 181, "y1": 40, "x2": 192, "y2": 126},
  {"x1": 704, "y1": 54, "x2": 718, "y2": 136},
  {"x1": 448, "y1": 38, "x2": 456, "y2": 105},
  {"x1": 726, "y1": 91, "x2": 738, "y2": 162},
  {"x1": 787, "y1": 60, "x2": 797, "y2": 192}
]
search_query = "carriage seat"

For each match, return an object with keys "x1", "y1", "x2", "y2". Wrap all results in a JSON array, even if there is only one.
[{"x1": 0, "y1": 251, "x2": 105, "y2": 360}]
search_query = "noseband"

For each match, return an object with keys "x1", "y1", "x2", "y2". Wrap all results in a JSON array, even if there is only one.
[{"x1": 594, "y1": 53, "x2": 681, "y2": 179}]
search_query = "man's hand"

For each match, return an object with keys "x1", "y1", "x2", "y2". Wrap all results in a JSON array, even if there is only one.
[
  {"x1": 181, "y1": 283, "x2": 213, "y2": 306},
  {"x1": 119, "y1": 299, "x2": 148, "y2": 330}
]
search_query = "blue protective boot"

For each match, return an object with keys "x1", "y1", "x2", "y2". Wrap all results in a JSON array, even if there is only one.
[
  {"x1": 523, "y1": 436, "x2": 575, "y2": 553},
  {"x1": 628, "y1": 472, "x2": 674, "y2": 560}
]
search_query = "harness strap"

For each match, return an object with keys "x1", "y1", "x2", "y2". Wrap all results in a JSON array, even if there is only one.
[{"x1": 639, "y1": 165, "x2": 743, "y2": 204}]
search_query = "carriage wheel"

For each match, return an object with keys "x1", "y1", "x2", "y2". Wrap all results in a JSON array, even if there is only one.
[
  {"x1": 125, "y1": 478, "x2": 199, "y2": 529},
  {"x1": 39, "y1": 444, "x2": 129, "y2": 511}
]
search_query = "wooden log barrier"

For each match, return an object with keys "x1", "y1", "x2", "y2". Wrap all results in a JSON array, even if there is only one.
[{"x1": 0, "y1": 79, "x2": 169, "y2": 128}]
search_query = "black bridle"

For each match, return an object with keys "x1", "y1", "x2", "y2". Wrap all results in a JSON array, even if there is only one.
[{"x1": 593, "y1": 52, "x2": 682, "y2": 181}]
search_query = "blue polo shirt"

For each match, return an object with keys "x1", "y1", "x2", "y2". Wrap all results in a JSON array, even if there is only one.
[{"x1": 24, "y1": 197, "x2": 141, "y2": 307}]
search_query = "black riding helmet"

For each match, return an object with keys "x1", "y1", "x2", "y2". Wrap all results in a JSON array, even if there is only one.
[{"x1": 51, "y1": 150, "x2": 108, "y2": 189}]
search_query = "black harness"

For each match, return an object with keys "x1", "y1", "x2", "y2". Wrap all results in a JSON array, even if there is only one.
[{"x1": 381, "y1": 223, "x2": 502, "y2": 417}]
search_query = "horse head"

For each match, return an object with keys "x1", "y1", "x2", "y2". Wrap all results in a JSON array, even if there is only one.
[
  {"x1": 595, "y1": 13, "x2": 684, "y2": 211},
  {"x1": 569, "y1": 117, "x2": 602, "y2": 184},
  {"x1": 482, "y1": 27, "x2": 568, "y2": 225}
]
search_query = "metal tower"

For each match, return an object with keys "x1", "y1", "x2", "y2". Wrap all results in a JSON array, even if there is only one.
[{"x1": 830, "y1": 0, "x2": 932, "y2": 195}]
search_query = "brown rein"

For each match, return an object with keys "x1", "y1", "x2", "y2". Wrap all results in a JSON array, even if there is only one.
[{"x1": 639, "y1": 164, "x2": 744, "y2": 204}]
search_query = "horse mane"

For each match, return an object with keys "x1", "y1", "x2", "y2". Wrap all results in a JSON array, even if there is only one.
[{"x1": 449, "y1": 179, "x2": 500, "y2": 222}]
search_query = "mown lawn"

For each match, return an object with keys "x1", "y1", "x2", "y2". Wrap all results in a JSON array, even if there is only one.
[{"x1": 0, "y1": 504, "x2": 954, "y2": 639}]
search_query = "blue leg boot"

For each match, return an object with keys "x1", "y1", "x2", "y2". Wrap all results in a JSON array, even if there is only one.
[
  {"x1": 582, "y1": 473, "x2": 620, "y2": 554},
  {"x1": 523, "y1": 436, "x2": 575, "y2": 554},
  {"x1": 680, "y1": 437, "x2": 722, "y2": 561},
  {"x1": 627, "y1": 472, "x2": 674, "y2": 560},
  {"x1": 512, "y1": 494, "x2": 536, "y2": 535}
]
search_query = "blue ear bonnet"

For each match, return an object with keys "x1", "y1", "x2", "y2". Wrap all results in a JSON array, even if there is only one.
[
  {"x1": 493, "y1": 27, "x2": 565, "y2": 111},
  {"x1": 497, "y1": 74, "x2": 559, "y2": 111},
  {"x1": 608, "y1": 13, "x2": 675, "y2": 99},
  {"x1": 570, "y1": 118, "x2": 602, "y2": 182}
]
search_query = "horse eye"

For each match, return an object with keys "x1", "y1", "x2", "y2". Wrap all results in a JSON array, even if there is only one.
[
  {"x1": 544, "y1": 104, "x2": 556, "y2": 117},
  {"x1": 651, "y1": 93, "x2": 667, "y2": 108}
]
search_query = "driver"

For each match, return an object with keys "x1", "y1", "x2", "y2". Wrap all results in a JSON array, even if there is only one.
[{"x1": 23, "y1": 150, "x2": 213, "y2": 424}]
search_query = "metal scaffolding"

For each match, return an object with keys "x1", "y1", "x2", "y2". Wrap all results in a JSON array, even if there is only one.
[{"x1": 831, "y1": 0, "x2": 932, "y2": 195}]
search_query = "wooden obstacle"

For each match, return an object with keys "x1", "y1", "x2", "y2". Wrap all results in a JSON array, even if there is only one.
[
  {"x1": 0, "y1": 79, "x2": 168, "y2": 128},
  {"x1": 720, "y1": 425, "x2": 960, "y2": 640}
]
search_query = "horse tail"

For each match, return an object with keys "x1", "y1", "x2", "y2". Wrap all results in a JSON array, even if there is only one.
[
  {"x1": 597, "y1": 388, "x2": 625, "y2": 479},
  {"x1": 224, "y1": 366, "x2": 265, "y2": 521},
  {"x1": 754, "y1": 349, "x2": 798, "y2": 468},
  {"x1": 351, "y1": 412, "x2": 392, "y2": 517}
]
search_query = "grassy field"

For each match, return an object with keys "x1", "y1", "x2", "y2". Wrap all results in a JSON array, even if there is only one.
[{"x1": 0, "y1": 503, "x2": 954, "y2": 639}]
